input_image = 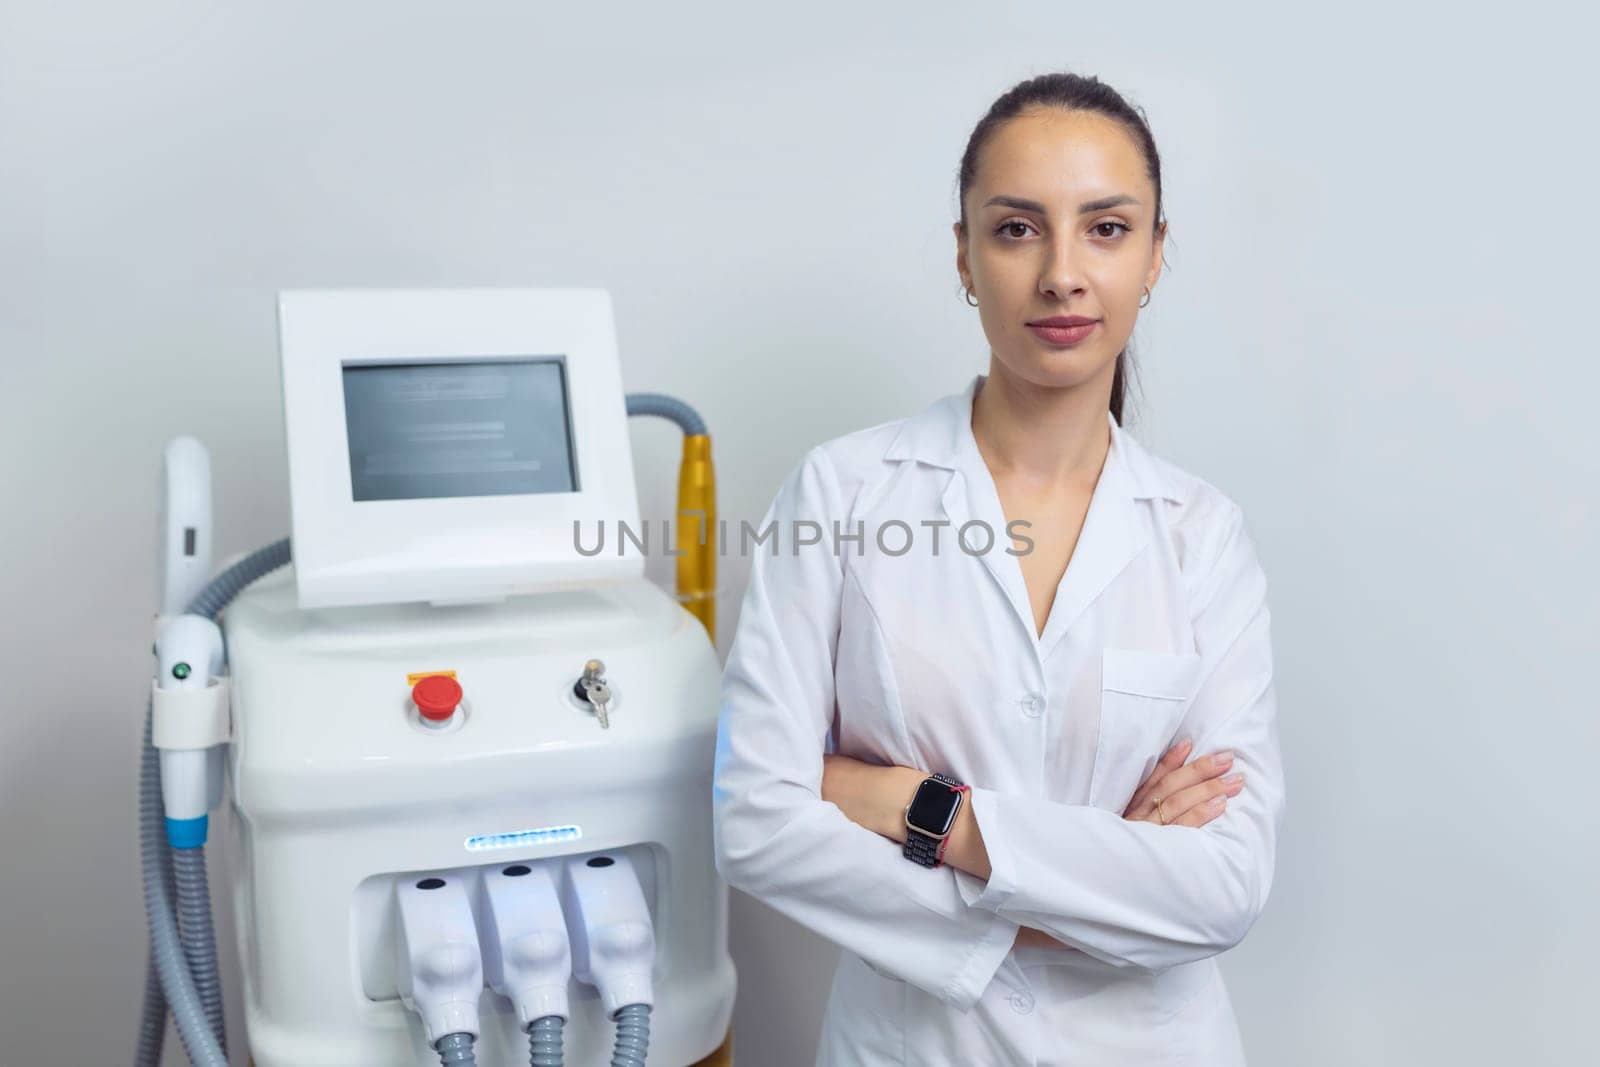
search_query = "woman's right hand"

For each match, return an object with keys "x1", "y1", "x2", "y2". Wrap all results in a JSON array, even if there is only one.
[{"x1": 1122, "y1": 738, "x2": 1245, "y2": 827}]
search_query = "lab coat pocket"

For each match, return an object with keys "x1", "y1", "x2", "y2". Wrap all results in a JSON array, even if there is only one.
[{"x1": 1089, "y1": 647, "x2": 1203, "y2": 811}]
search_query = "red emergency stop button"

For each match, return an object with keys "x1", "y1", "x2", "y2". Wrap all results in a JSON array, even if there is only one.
[{"x1": 411, "y1": 674, "x2": 463, "y2": 723}]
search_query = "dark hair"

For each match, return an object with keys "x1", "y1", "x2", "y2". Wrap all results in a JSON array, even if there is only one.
[{"x1": 956, "y1": 72, "x2": 1167, "y2": 425}]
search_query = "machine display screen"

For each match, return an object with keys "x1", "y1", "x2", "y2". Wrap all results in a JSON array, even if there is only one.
[{"x1": 341, "y1": 358, "x2": 578, "y2": 501}]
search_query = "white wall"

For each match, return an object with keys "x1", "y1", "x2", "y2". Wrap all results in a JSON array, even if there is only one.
[{"x1": 2, "y1": 3, "x2": 1594, "y2": 1064}]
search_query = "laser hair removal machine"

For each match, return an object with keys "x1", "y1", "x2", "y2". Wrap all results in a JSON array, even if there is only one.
[{"x1": 139, "y1": 289, "x2": 734, "y2": 1066}]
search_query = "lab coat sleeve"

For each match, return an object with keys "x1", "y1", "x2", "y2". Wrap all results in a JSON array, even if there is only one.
[
  {"x1": 713, "y1": 446, "x2": 1020, "y2": 1012},
  {"x1": 952, "y1": 503, "x2": 1286, "y2": 974}
]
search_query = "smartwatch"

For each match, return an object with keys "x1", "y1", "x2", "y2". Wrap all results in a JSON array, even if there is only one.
[{"x1": 902, "y1": 772, "x2": 970, "y2": 868}]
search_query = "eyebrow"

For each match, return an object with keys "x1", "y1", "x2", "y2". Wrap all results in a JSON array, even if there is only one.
[{"x1": 982, "y1": 194, "x2": 1141, "y2": 214}]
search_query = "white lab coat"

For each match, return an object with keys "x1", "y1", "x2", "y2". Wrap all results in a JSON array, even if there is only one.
[{"x1": 713, "y1": 373, "x2": 1285, "y2": 1066}]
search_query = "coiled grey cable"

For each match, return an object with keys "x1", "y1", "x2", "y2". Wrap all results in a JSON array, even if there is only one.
[
  {"x1": 529, "y1": 1014, "x2": 564, "y2": 1066},
  {"x1": 135, "y1": 949, "x2": 167, "y2": 1067},
  {"x1": 610, "y1": 1003, "x2": 651, "y2": 1067},
  {"x1": 435, "y1": 1030, "x2": 478, "y2": 1065},
  {"x1": 173, "y1": 846, "x2": 226, "y2": 1054}
]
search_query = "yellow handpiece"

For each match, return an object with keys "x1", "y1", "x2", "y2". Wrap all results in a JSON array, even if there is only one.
[{"x1": 675, "y1": 433, "x2": 716, "y2": 644}]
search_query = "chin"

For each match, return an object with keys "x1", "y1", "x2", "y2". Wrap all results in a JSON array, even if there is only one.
[{"x1": 994, "y1": 346, "x2": 1111, "y2": 392}]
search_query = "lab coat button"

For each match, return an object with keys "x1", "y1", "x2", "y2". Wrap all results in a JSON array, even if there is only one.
[
  {"x1": 1008, "y1": 989, "x2": 1035, "y2": 1014},
  {"x1": 1019, "y1": 692, "x2": 1044, "y2": 718}
]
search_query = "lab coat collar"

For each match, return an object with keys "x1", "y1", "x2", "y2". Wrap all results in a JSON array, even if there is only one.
[
  {"x1": 883, "y1": 373, "x2": 1184, "y2": 505},
  {"x1": 884, "y1": 373, "x2": 1184, "y2": 662}
]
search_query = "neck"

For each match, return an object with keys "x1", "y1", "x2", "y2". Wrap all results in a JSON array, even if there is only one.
[{"x1": 971, "y1": 359, "x2": 1114, "y2": 487}]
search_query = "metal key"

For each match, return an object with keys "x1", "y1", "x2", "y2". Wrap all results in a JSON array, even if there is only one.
[
  {"x1": 584, "y1": 680, "x2": 612, "y2": 729},
  {"x1": 578, "y1": 659, "x2": 612, "y2": 728}
]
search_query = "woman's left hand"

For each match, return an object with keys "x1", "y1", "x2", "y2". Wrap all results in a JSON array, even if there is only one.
[{"x1": 821, "y1": 753, "x2": 922, "y2": 842}]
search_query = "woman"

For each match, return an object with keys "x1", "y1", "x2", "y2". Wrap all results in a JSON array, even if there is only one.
[{"x1": 713, "y1": 72, "x2": 1285, "y2": 1067}]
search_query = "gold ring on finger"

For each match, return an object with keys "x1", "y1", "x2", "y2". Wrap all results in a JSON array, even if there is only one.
[{"x1": 1154, "y1": 795, "x2": 1168, "y2": 825}]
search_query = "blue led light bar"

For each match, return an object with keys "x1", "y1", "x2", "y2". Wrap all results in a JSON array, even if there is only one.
[{"x1": 464, "y1": 824, "x2": 583, "y2": 852}]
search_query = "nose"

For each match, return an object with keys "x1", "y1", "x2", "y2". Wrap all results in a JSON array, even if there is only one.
[{"x1": 1037, "y1": 236, "x2": 1085, "y2": 302}]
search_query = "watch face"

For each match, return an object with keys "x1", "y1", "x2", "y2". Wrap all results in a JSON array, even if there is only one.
[{"x1": 907, "y1": 779, "x2": 961, "y2": 836}]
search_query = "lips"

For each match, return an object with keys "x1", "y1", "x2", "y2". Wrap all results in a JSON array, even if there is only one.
[
  {"x1": 1026, "y1": 318, "x2": 1099, "y2": 346},
  {"x1": 1028, "y1": 316, "x2": 1099, "y2": 327}
]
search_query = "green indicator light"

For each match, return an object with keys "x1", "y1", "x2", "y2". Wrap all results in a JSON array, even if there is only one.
[{"x1": 172, "y1": 662, "x2": 191, "y2": 680}]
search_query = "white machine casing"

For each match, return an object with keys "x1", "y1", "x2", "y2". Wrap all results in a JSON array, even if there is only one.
[
  {"x1": 219, "y1": 287, "x2": 733, "y2": 1064},
  {"x1": 223, "y1": 567, "x2": 734, "y2": 1064}
]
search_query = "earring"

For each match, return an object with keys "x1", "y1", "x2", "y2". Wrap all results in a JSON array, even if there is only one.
[
  {"x1": 964, "y1": 286, "x2": 979, "y2": 307},
  {"x1": 1139, "y1": 286, "x2": 1151, "y2": 308}
]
